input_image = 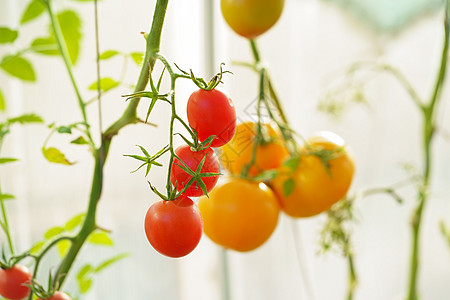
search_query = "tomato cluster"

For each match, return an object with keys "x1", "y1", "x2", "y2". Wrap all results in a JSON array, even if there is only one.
[
  {"x1": 200, "y1": 123, "x2": 355, "y2": 251},
  {"x1": 144, "y1": 88, "x2": 236, "y2": 258}
]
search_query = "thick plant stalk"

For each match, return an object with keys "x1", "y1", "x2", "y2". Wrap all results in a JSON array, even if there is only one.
[{"x1": 49, "y1": 0, "x2": 170, "y2": 289}]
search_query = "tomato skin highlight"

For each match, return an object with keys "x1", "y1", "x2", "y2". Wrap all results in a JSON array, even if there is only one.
[
  {"x1": 198, "y1": 178, "x2": 279, "y2": 252},
  {"x1": 170, "y1": 145, "x2": 220, "y2": 197},
  {"x1": 144, "y1": 197, "x2": 203, "y2": 258},
  {"x1": 0, "y1": 264, "x2": 32, "y2": 300},
  {"x1": 271, "y1": 132, "x2": 355, "y2": 218},
  {"x1": 187, "y1": 89, "x2": 236, "y2": 148},
  {"x1": 37, "y1": 291, "x2": 72, "y2": 300},
  {"x1": 220, "y1": 122, "x2": 289, "y2": 176},
  {"x1": 221, "y1": 0, "x2": 285, "y2": 38}
]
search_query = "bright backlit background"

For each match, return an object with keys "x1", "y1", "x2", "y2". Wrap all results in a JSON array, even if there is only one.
[{"x1": 0, "y1": 0, "x2": 449, "y2": 299}]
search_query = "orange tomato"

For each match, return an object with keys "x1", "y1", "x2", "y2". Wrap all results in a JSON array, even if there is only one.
[
  {"x1": 219, "y1": 122, "x2": 289, "y2": 177},
  {"x1": 198, "y1": 178, "x2": 280, "y2": 252},
  {"x1": 271, "y1": 131, "x2": 355, "y2": 218}
]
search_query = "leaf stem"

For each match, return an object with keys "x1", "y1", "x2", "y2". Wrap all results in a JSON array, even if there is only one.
[
  {"x1": 44, "y1": 0, "x2": 94, "y2": 146},
  {"x1": 0, "y1": 184, "x2": 14, "y2": 255}
]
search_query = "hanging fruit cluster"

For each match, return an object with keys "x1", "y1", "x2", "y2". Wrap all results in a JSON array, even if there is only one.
[{"x1": 197, "y1": 0, "x2": 355, "y2": 252}]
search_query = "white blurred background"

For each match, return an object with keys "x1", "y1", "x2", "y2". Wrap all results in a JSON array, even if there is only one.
[{"x1": 0, "y1": 0, "x2": 449, "y2": 299}]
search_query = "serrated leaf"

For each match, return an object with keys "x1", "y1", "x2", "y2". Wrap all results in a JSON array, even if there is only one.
[
  {"x1": 0, "y1": 55, "x2": 36, "y2": 81},
  {"x1": 57, "y1": 10, "x2": 82, "y2": 65},
  {"x1": 65, "y1": 213, "x2": 85, "y2": 231},
  {"x1": 0, "y1": 28, "x2": 18, "y2": 44},
  {"x1": 283, "y1": 177, "x2": 296, "y2": 197},
  {"x1": 94, "y1": 253, "x2": 129, "y2": 273},
  {"x1": 31, "y1": 36, "x2": 59, "y2": 56},
  {"x1": 44, "y1": 226, "x2": 65, "y2": 239},
  {"x1": 57, "y1": 126, "x2": 72, "y2": 134},
  {"x1": 88, "y1": 77, "x2": 119, "y2": 92},
  {"x1": 30, "y1": 241, "x2": 45, "y2": 254},
  {"x1": 0, "y1": 194, "x2": 15, "y2": 200},
  {"x1": 20, "y1": 0, "x2": 46, "y2": 25},
  {"x1": 87, "y1": 231, "x2": 113, "y2": 246},
  {"x1": 70, "y1": 136, "x2": 88, "y2": 145},
  {"x1": 99, "y1": 50, "x2": 119, "y2": 60},
  {"x1": 0, "y1": 157, "x2": 19, "y2": 164},
  {"x1": 0, "y1": 88, "x2": 5, "y2": 111},
  {"x1": 57, "y1": 239, "x2": 70, "y2": 257},
  {"x1": 42, "y1": 147, "x2": 75, "y2": 165},
  {"x1": 7, "y1": 113, "x2": 43, "y2": 124},
  {"x1": 130, "y1": 52, "x2": 144, "y2": 65}
]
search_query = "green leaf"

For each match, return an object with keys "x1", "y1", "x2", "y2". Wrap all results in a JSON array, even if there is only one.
[
  {"x1": 0, "y1": 28, "x2": 18, "y2": 44},
  {"x1": 0, "y1": 88, "x2": 6, "y2": 111},
  {"x1": 99, "y1": 50, "x2": 119, "y2": 60},
  {"x1": 57, "y1": 239, "x2": 70, "y2": 257},
  {"x1": 0, "y1": 157, "x2": 19, "y2": 164},
  {"x1": 57, "y1": 10, "x2": 82, "y2": 65},
  {"x1": 42, "y1": 147, "x2": 75, "y2": 165},
  {"x1": 130, "y1": 52, "x2": 144, "y2": 65},
  {"x1": 88, "y1": 77, "x2": 119, "y2": 92},
  {"x1": 44, "y1": 226, "x2": 65, "y2": 239},
  {"x1": 87, "y1": 231, "x2": 113, "y2": 246},
  {"x1": 65, "y1": 213, "x2": 85, "y2": 231},
  {"x1": 20, "y1": 0, "x2": 46, "y2": 25},
  {"x1": 282, "y1": 177, "x2": 296, "y2": 197},
  {"x1": 252, "y1": 169, "x2": 278, "y2": 182},
  {"x1": 70, "y1": 136, "x2": 88, "y2": 145},
  {"x1": 57, "y1": 126, "x2": 72, "y2": 134},
  {"x1": 0, "y1": 194, "x2": 15, "y2": 201},
  {"x1": 31, "y1": 36, "x2": 59, "y2": 56},
  {"x1": 77, "y1": 265, "x2": 93, "y2": 293},
  {"x1": 94, "y1": 253, "x2": 129, "y2": 273},
  {"x1": 30, "y1": 241, "x2": 45, "y2": 254},
  {"x1": 283, "y1": 156, "x2": 300, "y2": 172},
  {"x1": 7, "y1": 113, "x2": 43, "y2": 124},
  {"x1": 0, "y1": 55, "x2": 36, "y2": 81}
]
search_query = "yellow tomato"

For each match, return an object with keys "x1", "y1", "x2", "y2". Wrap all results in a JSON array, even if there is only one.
[
  {"x1": 198, "y1": 178, "x2": 280, "y2": 252},
  {"x1": 221, "y1": 0, "x2": 285, "y2": 39},
  {"x1": 219, "y1": 122, "x2": 289, "y2": 177},
  {"x1": 271, "y1": 131, "x2": 355, "y2": 218}
]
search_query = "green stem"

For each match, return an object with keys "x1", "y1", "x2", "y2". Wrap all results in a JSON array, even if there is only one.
[
  {"x1": 347, "y1": 253, "x2": 357, "y2": 300},
  {"x1": 0, "y1": 185, "x2": 14, "y2": 255},
  {"x1": 44, "y1": 0, "x2": 94, "y2": 145},
  {"x1": 249, "y1": 39, "x2": 289, "y2": 125},
  {"x1": 406, "y1": 3, "x2": 449, "y2": 299},
  {"x1": 50, "y1": 0, "x2": 170, "y2": 289}
]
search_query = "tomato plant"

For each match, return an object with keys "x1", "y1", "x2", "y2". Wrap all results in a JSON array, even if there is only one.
[
  {"x1": 271, "y1": 131, "x2": 355, "y2": 218},
  {"x1": 220, "y1": 122, "x2": 289, "y2": 176},
  {"x1": 37, "y1": 291, "x2": 72, "y2": 300},
  {"x1": 221, "y1": 0, "x2": 285, "y2": 38},
  {"x1": 0, "y1": 264, "x2": 32, "y2": 300},
  {"x1": 198, "y1": 178, "x2": 279, "y2": 252},
  {"x1": 170, "y1": 144, "x2": 220, "y2": 197},
  {"x1": 144, "y1": 196, "x2": 203, "y2": 258},
  {"x1": 187, "y1": 89, "x2": 236, "y2": 148}
]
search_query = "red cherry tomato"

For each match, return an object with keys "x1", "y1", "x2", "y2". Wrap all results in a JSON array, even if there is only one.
[
  {"x1": 170, "y1": 144, "x2": 220, "y2": 197},
  {"x1": 37, "y1": 291, "x2": 72, "y2": 300},
  {"x1": 187, "y1": 89, "x2": 236, "y2": 148},
  {"x1": 144, "y1": 197, "x2": 203, "y2": 258},
  {"x1": 0, "y1": 264, "x2": 32, "y2": 300}
]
